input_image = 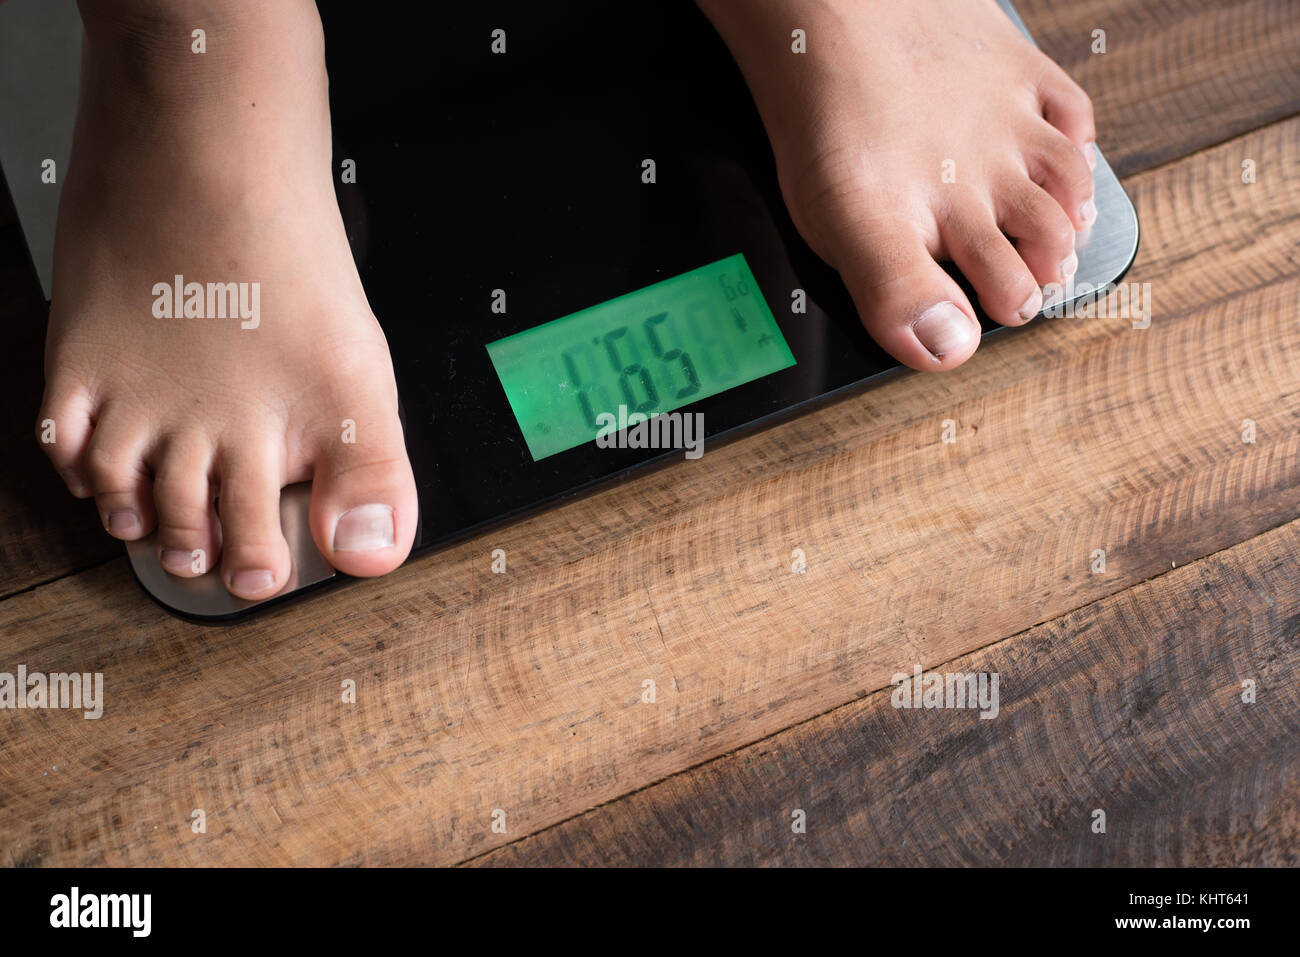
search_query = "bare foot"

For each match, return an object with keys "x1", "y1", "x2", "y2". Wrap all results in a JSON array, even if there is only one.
[
  {"x1": 699, "y1": 0, "x2": 1097, "y2": 369},
  {"x1": 38, "y1": 0, "x2": 417, "y2": 600}
]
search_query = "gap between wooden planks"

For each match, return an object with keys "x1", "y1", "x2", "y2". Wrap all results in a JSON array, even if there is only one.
[{"x1": 0, "y1": 115, "x2": 1297, "y2": 865}]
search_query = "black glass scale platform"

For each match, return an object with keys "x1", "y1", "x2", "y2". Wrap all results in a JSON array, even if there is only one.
[{"x1": 0, "y1": 0, "x2": 1138, "y2": 620}]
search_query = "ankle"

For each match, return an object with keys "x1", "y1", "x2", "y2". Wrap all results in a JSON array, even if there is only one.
[
  {"x1": 77, "y1": 0, "x2": 328, "y2": 110},
  {"x1": 72, "y1": 0, "x2": 333, "y2": 188}
]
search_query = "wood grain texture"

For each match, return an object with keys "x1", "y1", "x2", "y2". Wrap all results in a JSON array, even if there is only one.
[
  {"x1": 473, "y1": 516, "x2": 1300, "y2": 866},
  {"x1": 1021, "y1": 0, "x2": 1300, "y2": 177},
  {"x1": 0, "y1": 116, "x2": 1297, "y2": 866}
]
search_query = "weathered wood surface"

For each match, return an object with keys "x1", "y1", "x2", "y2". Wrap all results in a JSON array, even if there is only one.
[
  {"x1": 1, "y1": 115, "x2": 1297, "y2": 865},
  {"x1": 0, "y1": 1, "x2": 1297, "y2": 867},
  {"x1": 475, "y1": 515, "x2": 1300, "y2": 866}
]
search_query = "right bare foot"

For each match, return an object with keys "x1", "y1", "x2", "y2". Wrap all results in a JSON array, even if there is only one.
[
  {"x1": 699, "y1": 0, "x2": 1098, "y2": 370},
  {"x1": 38, "y1": 0, "x2": 418, "y2": 600}
]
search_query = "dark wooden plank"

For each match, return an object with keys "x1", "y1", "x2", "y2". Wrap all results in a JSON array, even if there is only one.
[
  {"x1": 472, "y1": 515, "x2": 1300, "y2": 866},
  {"x1": 1021, "y1": 0, "x2": 1300, "y2": 177}
]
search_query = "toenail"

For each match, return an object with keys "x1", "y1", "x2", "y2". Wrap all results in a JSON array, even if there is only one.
[
  {"x1": 333, "y1": 504, "x2": 395, "y2": 552},
  {"x1": 1079, "y1": 198, "x2": 1097, "y2": 227},
  {"x1": 912, "y1": 302, "x2": 977, "y2": 360},
  {"x1": 230, "y1": 569, "x2": 275, "y2": 594},
  {"x1": 160, "y1": 547, "x2": 197, "y2": 574},
  {"x1": 1018, "y1": 288, "x2": 1043, "y2": 321},
  {"x1": 1060, "y1": 252, "x2": 1079, "y2": 280},
  {"x1": 105, "y1": 509, "x2": 141, "y2": 536},
  {"x1": 1083, "y1": 142, "x2": 1097, "y2": 170}
]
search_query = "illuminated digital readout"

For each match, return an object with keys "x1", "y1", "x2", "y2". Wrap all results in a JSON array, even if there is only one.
[{"x1": 485, "y1": 253, "x2": 796, "y2": 460}]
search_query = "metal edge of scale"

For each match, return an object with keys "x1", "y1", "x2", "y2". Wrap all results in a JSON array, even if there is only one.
[{"x1": 0, "y1": 0, "x2": 1139, "y2": 620}]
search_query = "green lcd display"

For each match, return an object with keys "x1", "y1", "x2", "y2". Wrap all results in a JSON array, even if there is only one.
[{"x1": 486, "y1": 254, "x2": 796, "y2": 460}]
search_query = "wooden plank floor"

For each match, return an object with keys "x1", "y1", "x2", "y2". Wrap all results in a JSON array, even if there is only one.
[{"x1": 1, "y1": 0, "x2": 1298, "y2": 867}]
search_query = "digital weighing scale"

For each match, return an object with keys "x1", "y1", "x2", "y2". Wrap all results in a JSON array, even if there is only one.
[{"x1": 0, "y1": 0, "x2": 1138, "y2": 621}]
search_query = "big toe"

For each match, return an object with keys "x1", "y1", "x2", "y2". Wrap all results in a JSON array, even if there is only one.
[
  {"x1": 836, "y1": 221, "x2": 984, "y2": 371},
  {"x1": 308, "y1": 413, "x2": 417, "y2": 578}
]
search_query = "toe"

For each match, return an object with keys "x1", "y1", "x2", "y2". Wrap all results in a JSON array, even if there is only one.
[
  {"x1": 308, "y1": 413, "x2": 417, "y2": 577},
  {"x1": 216, "y1": 438, "x2": 292, "y2": 600},
  {"x1": 1023, "y1": 120, "x2": 1096, "y2": 230},
  {"x1": 836, "y1": 219, "x2": 984, "y2": 371},
  {"x1": 37, "y1": 384, "x2": 95, "y2": 498},
  {"x1": 1036, "y1": 61, "x2": 1096, "y2": 157},
  {"x1": 996, "y1": 177, "x2": 1078, "y2": 290},
  {"x1": 84, "y1": 409, "x2": 156, "y2": 541},
  {"x1": 152, "y1": 433, "x2": 221, "y2": 578},
  {"x1": 937, "y1": 197, "x2": 1042, "y2": 326}
]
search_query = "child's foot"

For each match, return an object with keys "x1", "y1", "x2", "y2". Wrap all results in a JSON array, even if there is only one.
[
  {"x1": 38, "y1": 1, "x2": 417, "y2": 600},
  {"x1": 699, "y1": 0, "x2": 1097, "y2": 369}
]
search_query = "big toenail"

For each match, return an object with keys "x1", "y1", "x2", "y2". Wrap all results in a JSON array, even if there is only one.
[
  {"x1": 913, "y1": 302, "x2": 977, "y2": 360},
  {"x1": 333, "y1": 504, "x2": 395, "y2": 551},
  {"x1": 231, "y1": 569, "x2": 275, "y2": 594},
  {"x1": 1060, "y1": 252, "x2": 1079, "y2": 280},
  {"x1": 1018, "y1": 288, "x2": 1043, "y2": 321},
  {"x1": 160, "y1": 547, "x2": 197, "y2": 573},
  {"x1": 106, "y1": 510, "x2": 141, "y2": 536},
  {"x1": 1083, "y1": 142, "x2": 1097, "y2": 170},
  {"x1": 1079, "y1": 198, "x2": 1097, "y2": 227}
]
